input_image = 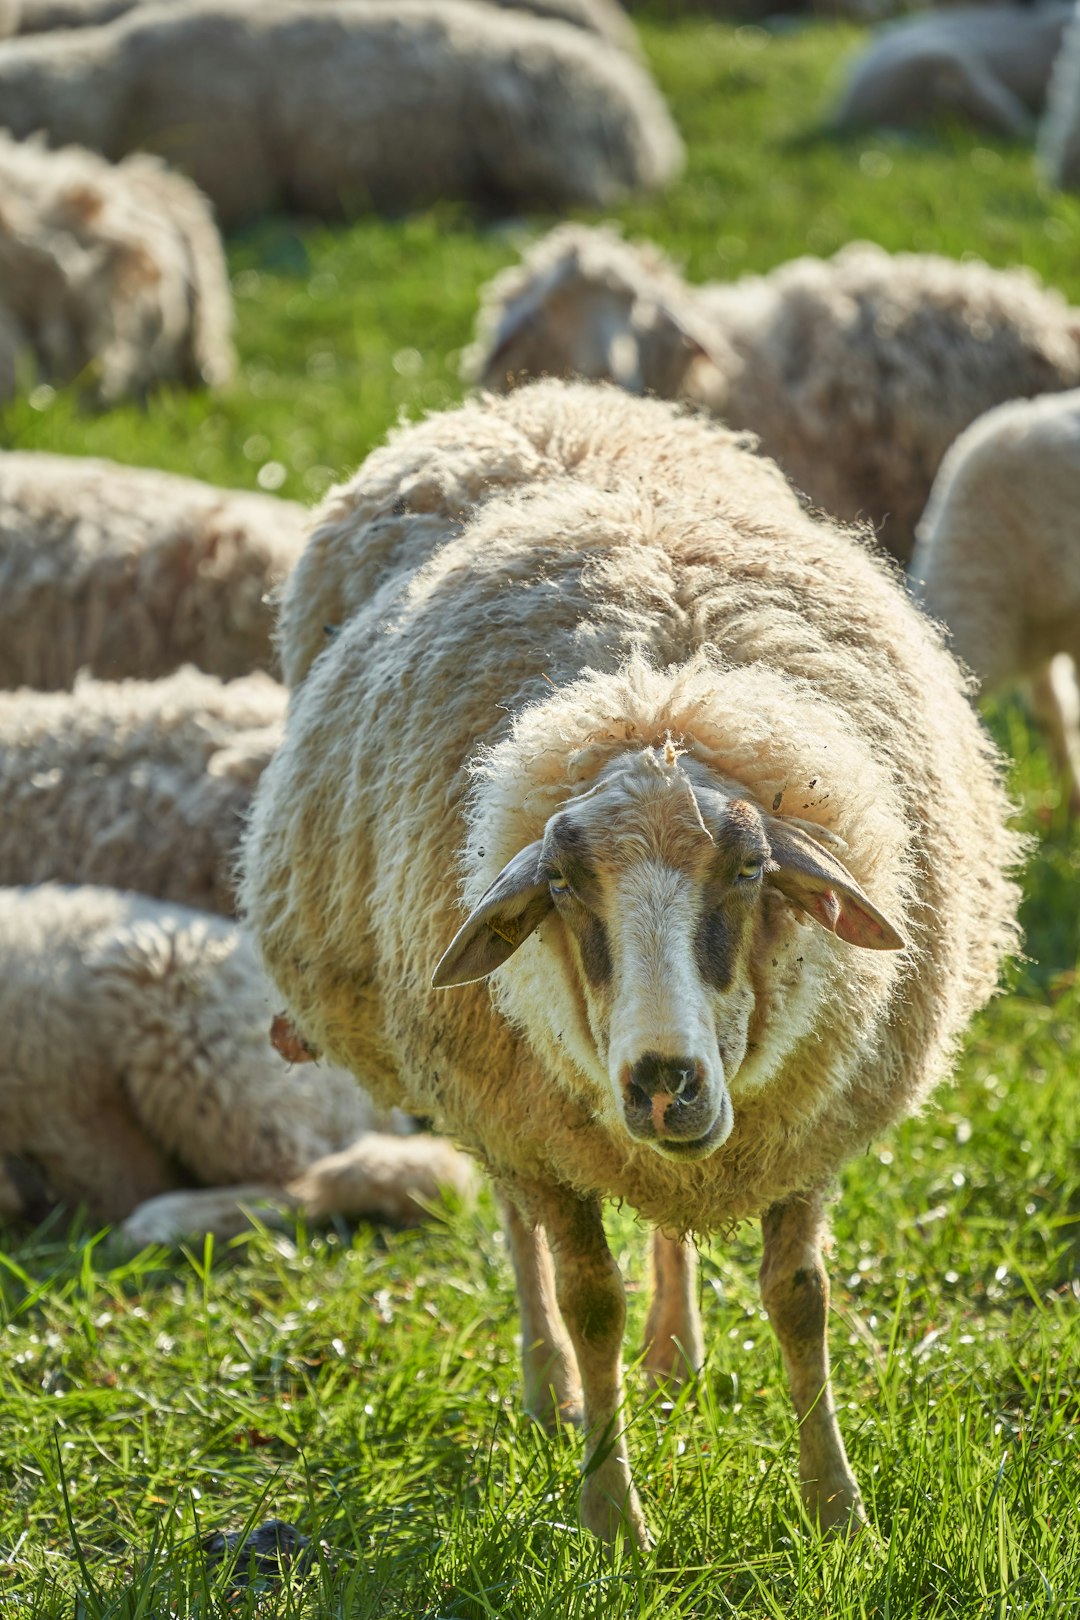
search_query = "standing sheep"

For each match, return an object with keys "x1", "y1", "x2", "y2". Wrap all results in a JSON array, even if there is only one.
[
  {"x1": 466, "y1": 227, "x2": 1080, "y2": 563},
  {"x1": 0, "y1": 883, "x2": 475, "y2": 1245},
  {"x1": 911, "y1": 387, "x2": 1080, "y2": 809},
  {"x1": 243, "y1": 381, "x2": 1020, "y2": 1545},
  {"x1": 0, "y1": 133, "x2": 233, "y2": 407},
  {"x1": 0, "y1": 0, "x2": 681, "y2": 227},
  {"x1": 829, "y1": 3, "x2": 1072, "y2": 139},
  {"x1": 0, "y1": 668, "x2": 284, "y2": 913},
  {"x1": 0, "y1": 452, "x2": 306, "y2": 688}
]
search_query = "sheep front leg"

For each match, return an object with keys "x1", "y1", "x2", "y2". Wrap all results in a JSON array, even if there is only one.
[
  {"x1": 643, "y1": 1230, "x2": 704, "y2": 1389},
  {"x1": 759, "y1": 1193, "x2": 866, "y2": 1536},
  {"x1": 538, "y1": 1189, "x2": 650, "y2": 1547},
  {"x1": 499, "y1": 1191, "x2": 583, "y2": 1429},
  {"x1": 1028, "y1": 654, "x2": 1080, "y2": 815}
]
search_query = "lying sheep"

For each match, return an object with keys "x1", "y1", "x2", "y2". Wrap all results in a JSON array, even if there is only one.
[
  {"x1": 243, "y1": 380, "x2": 1020, "y2": 1546},
  {"x1": 0, "y1": 668, "x2": 284, "y2": 914},
  {"x1": 1039, "y1": 3, "x2": 1080, "y2": 191},
  {"x1": 0, "y1": 452, "x2": 306, "y2": 688},
  {"x1": 0, "y1": 0, "x2": 680, "y2": 227},
  {"x1": 830, "y1": 3, "x2": 1072, "y2": 138},
  {"x1": 3, "y1": 0, "x2": 638, "y2": 49},
  {"x1": 0, "y1": 884, "x2": 474, "y2": 1245},
  {"x1": 911, "y1": 388, "x2": 1080, "y2": 808},
  {"x1": 466, "y1": 226, "x2": 1080, "y2": 563},
  {"x1": 0, "y1": 133, "x2": 233, "y2": 407}
]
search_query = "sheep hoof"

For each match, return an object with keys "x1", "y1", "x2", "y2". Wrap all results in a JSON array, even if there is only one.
[
  {"x1": 809, "y1": 1478, "x2": 870, "y2": 1539},
  {"x1": 642, "y1": 1341, "x2": 701, "y2": 1394},
  {"x1": 524, "y1": 1391, "x2": 584, "y2": 1434},
  {"x1": 580, "y1": 1464, "x2": 651, "y2": 1549}
]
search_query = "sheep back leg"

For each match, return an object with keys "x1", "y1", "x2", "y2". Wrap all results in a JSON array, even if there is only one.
[
  {"x1": 759, "y1": 1192, "x2": 867, "y2": 1535},
  {"x1": 643, "y1": 1230, "x2": 703, "y2": 1389},
  {"x1": 1028, "y1": 654, "x2": 1080, "y2": 815},
  {"x1": 118, "y1": 1185, "x2": 295, "y2": 1250},
  {"x1": 536, "y1": 1188, "x2": 649, "y2": 1547},
  {"x1": 499, "y1": 1191, "x2": 583, "y2": 1429}
]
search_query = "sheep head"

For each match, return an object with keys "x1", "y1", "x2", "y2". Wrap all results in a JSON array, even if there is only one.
[
  {"x1": 469, "y1": 230, "x2": 721, "y2": 400},
  {"x1": 433, "y1": 749, "x2": 903, "y2": 1162}
]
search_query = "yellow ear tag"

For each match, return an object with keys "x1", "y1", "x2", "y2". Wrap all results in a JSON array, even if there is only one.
[{"x1": 489, "y1": 920, "x2": 519, "y2": 948}]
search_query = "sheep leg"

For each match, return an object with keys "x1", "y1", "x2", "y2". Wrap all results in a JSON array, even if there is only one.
[
  {"x1": 643, "y1": 1230, "x2": 703, "y2": 1389},
  {"x1": 537, "y1": 1188, "x2": 650, "y2": 1547},
  {"x1": 759, "y1": 1193, "x2": 867, "y2": 1536},
  {"x1": 1028, "y1": 654, "x2": 1080, "y2": 815},
  {"x1": 499, "y1": 1192, "x2": 583, "y2": 1429}
]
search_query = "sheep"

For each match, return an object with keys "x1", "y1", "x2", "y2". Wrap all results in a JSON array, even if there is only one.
[
  {"x1": 829, "y1": 3, "x2": 1072, "y2": 139},
  {"x1": 0, "y1": 0, "x2": 681, "y2": 228},
  {"x1": 242, "y1": 379, "x2": 1020, "y2": 1547},
  {"x1": 0, "y1": 452, "x2": 307, "y2": 689},
  {"x1": 3, "y1": 0, "x2": 639, "y2": 51},
  {"x1": 910, "y1": 387, "x2": 1080, "y2": 809},
  {"x1": 465, "y1": 226, "x2": 1080, "y2": 563},
  {"x1": 0, "y1": 668, "x2": 284, "y2": 914},
  {"x1": 0, "y1": 883, "x2": 475, "y2": 1246},
  {"x1": 1039, "y1": 2, "x2": 1080, "y2": 191},
  {"x1": 0, "y1": 133, "x2": 233, "y2": 408}
]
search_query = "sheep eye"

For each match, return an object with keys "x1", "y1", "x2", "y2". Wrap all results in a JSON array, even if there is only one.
[
  {"x1": 737, "y1": 859, "x2": 764, "y2": 882},
  {"x1": 548, "y1": 873, "x2": 572, "y2": 895}
]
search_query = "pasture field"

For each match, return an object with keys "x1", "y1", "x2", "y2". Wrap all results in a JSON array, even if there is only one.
[{"x1": 2, "y1": 16, "x2": 1080, "y2": 1618}]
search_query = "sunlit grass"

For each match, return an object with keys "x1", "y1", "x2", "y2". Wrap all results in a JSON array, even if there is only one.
[{"x1": 1, "y1": 17, "x2": 1079, "y2": 1619}]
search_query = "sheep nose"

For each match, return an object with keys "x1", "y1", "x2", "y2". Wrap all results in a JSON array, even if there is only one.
[{"x1": 620, "y1": 1053, "x2": 708, "y2": 1139}]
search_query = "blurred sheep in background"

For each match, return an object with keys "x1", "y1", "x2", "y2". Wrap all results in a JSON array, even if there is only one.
[
  {"x1": 0, "y1": 669, "x2": 284, "y2": 914},
  {"x1": 468, "y1": 225, "x2": 1080, "y2": 562},
  {"x1": 0, "y1": 883, "x2": 475, "y2": 1244},
  {"x1": 0, "y1": 133, "x2": 233, "y2": 406},
  {"x1": 0, "y1": 452, "x2": 305, "y2": 687},
  {"x1": 830, "y1": 3, "x2": 1072, "y2": 138},
  {"x1": 911, "y1": 389, "x2": 1080, "y2": 809},
  {"x1": 0, "y1": 0, "x2": 682, "y2": 226}
]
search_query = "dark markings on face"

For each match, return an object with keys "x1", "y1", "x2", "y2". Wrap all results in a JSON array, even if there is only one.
[
  {"x1": 543, "y1": 815, "x2": 614, "y2": 986},
  {"x1": 545, "y1": 815, "x2": 603, "y2": 910},
  {"x1": 692, "y1": 803, "x2": 771, "y2": 989},
  {"x1": 694, "y1": 905, "x2": 740, "y2": 990},
  {"x1": 578, "y1": 913, "x2": 612, "y2": 988}
]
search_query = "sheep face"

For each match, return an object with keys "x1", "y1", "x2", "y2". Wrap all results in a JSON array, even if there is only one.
[
  {"x1": 477, "y1": 262, "x2": 712, "y2": 399},
  {"x1": 433, "y1": 750, "x2": 904, "y2": 1162}
]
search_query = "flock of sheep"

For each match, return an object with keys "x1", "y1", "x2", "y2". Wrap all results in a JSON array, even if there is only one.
[{"x1": 3, "y1": 0, "x2": 1080, "y2": 1556}]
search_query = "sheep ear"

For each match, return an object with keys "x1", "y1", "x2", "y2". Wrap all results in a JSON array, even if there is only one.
[
  {"x1": 432, "y1": 841, "x2": 552, "y2": 988},
  {"x1": 763, "y1": 817, "x2": 905, "y2": 951}
]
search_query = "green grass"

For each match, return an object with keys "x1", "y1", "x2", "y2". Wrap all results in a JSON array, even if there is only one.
[{"x1": 2, "y1": 18, "x2": 1080, "y2": 1619}]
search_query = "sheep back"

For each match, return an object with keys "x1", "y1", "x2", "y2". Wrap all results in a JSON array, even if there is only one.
[
  {"x1": 244, "y1": 380, "x2": 1020, "y2": 1234},
  {"x1": 0, "y1": 452, "x2": 305, "y2": 688},
  {"x1": 0, "y1": 668, "x2": 284, "y2": 913},
  {"x1": 911, "y1": 388, "x2": 1080, "y2": 689},
  {"x1": 0, "y1": 0, "x2": 681, "y2": 226}
]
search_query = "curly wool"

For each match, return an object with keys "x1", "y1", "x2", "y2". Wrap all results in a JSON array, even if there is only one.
[
  {"x1": 0, "y1": 668, "x2": 284, "y2": 914},
  {"x1": 0, "y1": 452, "x2": 306, "y2": 688},
  {"x1": 0, "y1": 131, "x2": 233, "y2": 406},
  {"x1": 244, "y1": 380, "x2": 1021, "y2": 1235},
  {"x1": 467, "y1": 226, "x2": 1080, "y2": 563},
  {"x1": 0, "y1": 883, "x2": 475, "y2": 1237},
  {"x1": 0, "y1": 0, "x2": 680, "y2": 227}
]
